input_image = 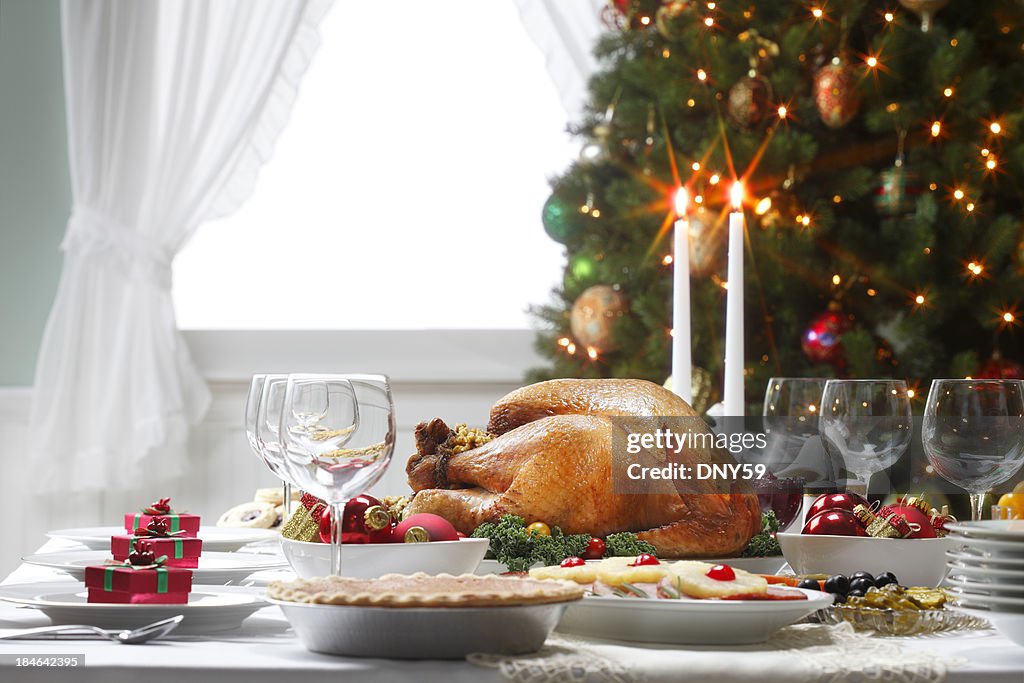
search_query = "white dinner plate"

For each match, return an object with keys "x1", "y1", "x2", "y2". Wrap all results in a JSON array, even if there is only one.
[
  {"x1": 945, "y1": 574, "x2": 1024, "y2": 595},
  {"x1": 947, "y1": 587, "x2": 1024, "y2": 610},
  {"x1": 47, "y1": 526, "x2": 279, "y2": 552},
  {"x1": 947, "y1": 550, "x2": 1024, "y2": 568},
  {"x1": 945, "y1": 535, "x2": 1024, "y2": 555},
  {"x1": 557, "y1": 587, "x2": 832, "y2": 645},
  {"x1": 22, "y1": 551, "x2": 287, "y2": 585},
  {"x1": 946, "y1": 562, "x2": 1024, "y2": 582},
  {"x1": 0, "y1": 582, "x2": 266, "y2": 633},
  {"x1": 946, "y1": 521, "x2": 1024, "y2": 541}
]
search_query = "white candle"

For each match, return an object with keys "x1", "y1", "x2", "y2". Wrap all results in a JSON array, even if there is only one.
[
  {"x1": 671, "y1": 188, "x2": 692, "y2": 403},
  {"x1": 724, "y1": 181, "x2": 745, "y2": 417}
]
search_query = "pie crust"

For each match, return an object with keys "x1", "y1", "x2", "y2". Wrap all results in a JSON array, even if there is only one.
[{"x1": 267, "y1": 572, "x2": 584, "y2": 608}]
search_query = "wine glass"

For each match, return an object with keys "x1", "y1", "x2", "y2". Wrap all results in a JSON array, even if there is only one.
[
  {"x1": 819, "y1": 379, "x2": 913, "y2": 495},
  {"x1": 763, "y1": 377, "x2": 828, "y2": 441},
  {"x1": 922, "y1": 379, "x2": 1024, "y2": 521},
  {"x1": 762, "y1": 378, "x2": 828, "y2": 528},
  {"x1": 245, "y1": 374, "x2": 295, "y2": 516},
  {"x1": 278, "y1": 374, "x2": 395, "y2": 575}
]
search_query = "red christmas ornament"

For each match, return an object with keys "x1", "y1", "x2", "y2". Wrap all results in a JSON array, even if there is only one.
[
  {"x1": 728, "y1": 75, "x2": 772, "y2": 129},
  {"x1": 807, "y1": 492, "x2": 869, "y2": 519},
  {"x1": 976, "y1": 352, "x2": 1024, "y2": 380},
  {"x1": 802, "y1": 305, "x2": 852, "y2": 365},
  {"x1": 318, "y1": 494, "x2": 394, "y2": 544},
  {"x1": 802, "y1": 509, "x2": 868, "y2": 536},
  {"x1": 814, "y1": 61, "x2": 861, "y2": 129},
  {"x1": 879, "y1": 504, "x2": 936, "y2": 539},
  {"x1": 394, "y1": 513, "x2": 459, "y2": 543}
]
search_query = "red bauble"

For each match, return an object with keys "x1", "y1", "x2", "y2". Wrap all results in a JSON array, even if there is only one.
[
  {"x1": 879, "y1": 504, "x2": 936, "y2": 539},
  {"x1": 807, "y1": 492, "x2": 869, "y2": 519},
  {"x1": 802, "y1": 509, "x2": 868, "y2": 536},
  {"x1": 318, "y1": 494, "x2": 393, "y2": 544},
  {"x1": 394, "y1": 513, "x2": 459, "y2": 543},
  {"x1": 976, "y1": 353, "x2": 1024, "y2": 380},
  {"x1": 814, "y1": 62, "x2": 861, "y2": 129},
  {"x1": 802, "y1": 306, "x2": 852, "y2": 366}
]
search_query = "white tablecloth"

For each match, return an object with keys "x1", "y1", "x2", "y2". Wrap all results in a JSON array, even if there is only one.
[{"x1": 2, "y1": 540, "x2": 1024, "y2": 682}]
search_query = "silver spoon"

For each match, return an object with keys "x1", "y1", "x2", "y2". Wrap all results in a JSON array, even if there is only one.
[{"x1": 0, "y1": 615, "x2": 183, "y2": 644}]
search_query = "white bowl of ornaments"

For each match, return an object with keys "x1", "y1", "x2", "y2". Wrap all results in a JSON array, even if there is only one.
[
  {"x1": 280, "y1": 495, "x2": 488, "y2": 579},
  {"x1": 777, "y1": 492, "x2": 955, "y2": 587}
]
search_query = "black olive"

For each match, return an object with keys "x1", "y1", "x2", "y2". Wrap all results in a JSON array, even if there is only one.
[
  {"x1": 797, "y1": 579, "x2": 820, "y2": 591},
  {"x1": 849, "y1": 577, "x2": 875, "y2": 593},
  {"x1": 831, "y1": 592, "x2": 847, "y2": 604},
  {"x1": 850, "y1": 571, "x2": 875, "y2": 583},
  {"x1": 875, "y1": 571, "x2": 898, "y2": 587},
  {"x1": 848, "y1": 588, "x2": 867, "y2": 598},
  {"x1": 823, "y1": 575, "x2": 850, "y2": 595}
]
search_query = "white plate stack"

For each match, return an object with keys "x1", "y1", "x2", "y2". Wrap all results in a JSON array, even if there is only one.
[{"x1": 945, "y1": 520, "x2": 1024, "y2": 646}]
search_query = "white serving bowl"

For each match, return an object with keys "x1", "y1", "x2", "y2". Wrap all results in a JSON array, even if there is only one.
[
  {"x1": 777, "y1": 532, "x2": 954, "y2": 586},
  {"x1": 280, "y1": 536, "x2": 489, "y2": 579}
]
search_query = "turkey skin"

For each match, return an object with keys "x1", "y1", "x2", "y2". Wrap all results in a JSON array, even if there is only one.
[{"x1": 405, "y1": 379, "x2": 761, "y2": 557}]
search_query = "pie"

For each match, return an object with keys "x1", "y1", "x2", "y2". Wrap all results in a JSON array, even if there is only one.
[{"x1": 267, "y1": 572, "x2": 584, "y2": 608}]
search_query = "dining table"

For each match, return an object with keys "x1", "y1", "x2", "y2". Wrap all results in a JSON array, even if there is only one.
[{"x1": 3, "y1": 537, "x2": 1024, "y2": 683}]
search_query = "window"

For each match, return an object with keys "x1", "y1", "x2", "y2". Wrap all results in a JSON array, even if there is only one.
[{"x1": 173, "y1": 0, "x2": 576, "y2": 330}]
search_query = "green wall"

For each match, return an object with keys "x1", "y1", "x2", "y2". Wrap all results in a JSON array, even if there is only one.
[{"x1": 0, "y1": 0, "x2": 69, "y2": 385}]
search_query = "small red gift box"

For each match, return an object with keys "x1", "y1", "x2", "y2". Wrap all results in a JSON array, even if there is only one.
[
  {"x1": 85, "y1": 565, "x2": 192, "y2": 604},
  {"x1": 123, "y1": 512, "x2": 200, "y2": 538},
  {"x1": 111, "y1": 535, "x2": 203, "y2": 568}
]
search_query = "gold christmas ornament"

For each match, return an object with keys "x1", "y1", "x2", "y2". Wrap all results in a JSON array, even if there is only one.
[{"x1": 569, "y1": 285, "x2": 629, "y2": 354}]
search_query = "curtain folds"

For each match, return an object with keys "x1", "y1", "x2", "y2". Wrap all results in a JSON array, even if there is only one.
[
  {"x1": 513, "y1": 0, "x2": 606, "y2": 119},
  {"x1": 30, "y1": 0, "x2": 333, "y2": 492}
]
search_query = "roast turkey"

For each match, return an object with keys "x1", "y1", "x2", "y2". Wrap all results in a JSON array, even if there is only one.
[{"x1": 405, "y1": 378, "x2": 761, "y2": 557}]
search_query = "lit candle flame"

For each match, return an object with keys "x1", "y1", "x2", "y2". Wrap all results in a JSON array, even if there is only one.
[
  {"x1": 674, "y1": 187, "x2": 689, "y2": 217},
  {"x1": 730, "y1": 181, "x2": 744, "y2": 211}
]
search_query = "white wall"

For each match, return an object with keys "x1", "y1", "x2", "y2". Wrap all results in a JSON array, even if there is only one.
[{"x1": 0, "y1": 330, "x2": 539, "y2": 576}]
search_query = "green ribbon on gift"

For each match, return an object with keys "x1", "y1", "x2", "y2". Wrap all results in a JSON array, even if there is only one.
[
  {"x1": 102, "y1": 563, "x2": 169, "y2": 593},
  {"x1": 169, "y1": 516, "x2": 180, "y2": 533},
  {"x1": 156, "y1": 567, "x2": 168, "y2": 594}
]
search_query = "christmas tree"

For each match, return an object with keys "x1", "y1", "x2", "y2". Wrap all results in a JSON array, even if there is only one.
[{"x1": 531, "y1": 0, "x2": 1024, "y2": 412}]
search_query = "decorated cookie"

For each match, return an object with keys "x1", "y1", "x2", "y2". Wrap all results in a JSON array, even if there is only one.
[{"x1": 217, "y1": 501, "x2": 277, "y2": 529}]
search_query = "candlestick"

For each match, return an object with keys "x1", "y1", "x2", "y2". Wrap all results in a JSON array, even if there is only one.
[
  {"x1": 724, "y1": 181, "x2": 745, "y2": 417},
  {"x1": 672, "y1": 188, "x2": 692, "y2": 403}
]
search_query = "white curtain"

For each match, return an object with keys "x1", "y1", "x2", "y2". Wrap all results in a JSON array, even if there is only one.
[
  {"x1": 30, "y1": 0, "x2": 332, "y2": 493},
  {"x1": 513, "y1": 0, "x2": 606, "y2": 119}
]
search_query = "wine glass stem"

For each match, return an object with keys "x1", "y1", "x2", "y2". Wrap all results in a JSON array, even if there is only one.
[
  {"x1": 282, "y1": 482, "x2": 292, "y2": 517},
  {"x1": 969, "y1": 492, "x2": 988, "y2": 522},
  {"x1": 848, "y1": 472, "x2": 870, "y2": 497},
  {"x1": 330, "y1": 501, "x2": 345, "y2": 576}
]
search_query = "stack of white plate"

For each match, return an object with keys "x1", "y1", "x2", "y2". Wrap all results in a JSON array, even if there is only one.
[{"x1": 945, "y1": 520, "x2": 1024, "y2": 646}]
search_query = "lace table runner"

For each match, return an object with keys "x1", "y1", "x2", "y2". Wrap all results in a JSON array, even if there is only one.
[{"x1": 468, "y1": 623, "x2": 965, "y2": 683}]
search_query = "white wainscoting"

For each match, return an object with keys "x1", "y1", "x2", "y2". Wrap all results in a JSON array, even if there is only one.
[{"x1": 0, "y1": 329, "x2": 539, "y2": 576}]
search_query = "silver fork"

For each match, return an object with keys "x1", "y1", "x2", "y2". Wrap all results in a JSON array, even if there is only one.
[{"x1": 0, "y1": 615, "x2": 183, "y2": 644}]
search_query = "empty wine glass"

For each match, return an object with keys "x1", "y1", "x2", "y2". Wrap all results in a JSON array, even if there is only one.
[
  {"x1": 922, "y1": 379, "x2": 1024, "y2": 521},
  {"x1": 819, "y1": 379, "x2": 913, "y2": 495},
  {"x1": 245, "y1": 374, "x2": 295, "y2": 516},
  {"x1": 278, "y1": 374, "x2": 395, "y2": 575},
  {"x1": 763, "y1": 377, "x2": 828, "y2": 441}
]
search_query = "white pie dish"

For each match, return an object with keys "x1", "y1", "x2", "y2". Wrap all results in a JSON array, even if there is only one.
[
  {"x1": 268, "y1": 597, "x2": 570, "y2": 658},
  {"x1": 777, "y1": 532, "x2": 953, "y2": 586},
  {"x1": 280, "y1": 536, "x2": 489, "y2": 579}
]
